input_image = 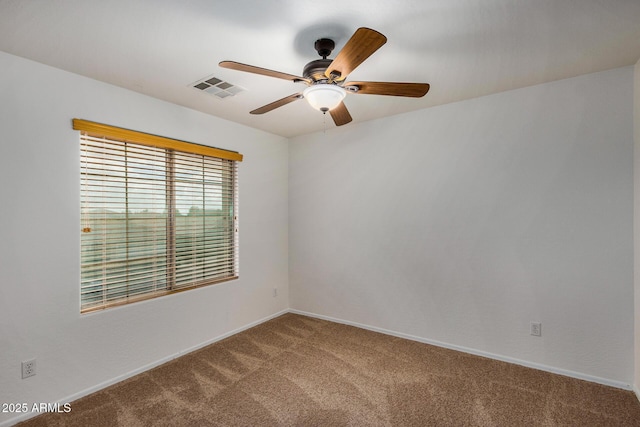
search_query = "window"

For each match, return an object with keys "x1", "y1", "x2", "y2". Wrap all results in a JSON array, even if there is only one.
[{"x1": 74, "y1": 119, "x2": 242, "y2": 313}]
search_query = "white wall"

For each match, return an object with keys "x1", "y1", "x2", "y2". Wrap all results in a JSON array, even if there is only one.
[
  {"x1": 290, "y1": 66, "x2": 634, "y2": 386},
  {"x1": 0, "y1": 51, "x2": 289, "y2": 425}
]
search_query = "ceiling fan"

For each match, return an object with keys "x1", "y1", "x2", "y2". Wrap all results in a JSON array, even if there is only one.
[{"x1": 219, "y1": 27, "x2": 430, "y2": 126}]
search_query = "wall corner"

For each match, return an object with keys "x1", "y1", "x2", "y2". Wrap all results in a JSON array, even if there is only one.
[{"x1": 634, "y1": 57, "x2": 640, "y2": 400}]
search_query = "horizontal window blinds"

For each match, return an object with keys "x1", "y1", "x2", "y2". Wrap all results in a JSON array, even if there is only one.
[{"x1": 78, "y1": 123, "x2": 239, "y2": 313}]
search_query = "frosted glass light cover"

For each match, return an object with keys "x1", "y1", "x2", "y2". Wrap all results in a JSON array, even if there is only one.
[{"x1": 303, "y1": 85, "x2": 346, "y2": 112}]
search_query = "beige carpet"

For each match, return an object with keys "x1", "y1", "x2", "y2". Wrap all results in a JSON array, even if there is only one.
[{"x1": 18, "y1": 313, "x2": 640, "y2": 426}]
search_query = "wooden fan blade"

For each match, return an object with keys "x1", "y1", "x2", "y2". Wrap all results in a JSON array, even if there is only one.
[
  {"x1": 219, "y1": 61, "x2": 310, "y2": 83},
  {"x1": 344, "y1": 81, "x2": 430, "y2": 97},
  {"x1": 325, "y1": 28, "x2": 387, "y2": 81},
  {"x1": 250, "y1": 93, "x2": 303, "y2": 115},
  {"x1": 330, "y1": 102, "x2": 353, "y2": 126}
]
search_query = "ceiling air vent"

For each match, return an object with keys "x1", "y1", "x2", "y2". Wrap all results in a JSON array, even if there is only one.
[{"x1": 190, "y1": 75, "x2": 245, "y2": 99}]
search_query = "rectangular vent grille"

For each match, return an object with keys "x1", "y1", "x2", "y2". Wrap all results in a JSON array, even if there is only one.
[{"x1": 190, "y1": 75, "x2": 245, "y2": 99}]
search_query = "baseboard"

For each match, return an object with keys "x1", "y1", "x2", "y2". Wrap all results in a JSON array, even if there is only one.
[
  {"x1": 635, "y1": 384, "x2": 640, "y2": 403},
  {"x1": 0, "y1": 309, "x2": 289, "y2": 427},
  {"x1": 289, "y1": 309, "x2": 633, "y2": 391}
]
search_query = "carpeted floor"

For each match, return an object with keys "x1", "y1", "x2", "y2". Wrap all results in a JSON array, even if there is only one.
[{"x1": 17, "y1": 313, "x2": 640, "y2": 426}]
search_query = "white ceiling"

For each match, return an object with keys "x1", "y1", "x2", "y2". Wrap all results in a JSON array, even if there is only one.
[{"x1": 1, "y1": 0, "x2": 640, "y2": 138}]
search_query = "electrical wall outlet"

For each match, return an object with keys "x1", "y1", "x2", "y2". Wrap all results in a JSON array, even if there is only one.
[
  {"x1": 530, "y1": 322, "x2": 542, "y2": 337},
  {"x1": 273, "y1": 287, "x2": 278, "y2": 297},
  {"x1": 22, "y1": 359, "x2": 36, "y2": 379}
]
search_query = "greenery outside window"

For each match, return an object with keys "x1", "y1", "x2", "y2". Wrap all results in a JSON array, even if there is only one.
[{"x1": 74, "y1": 119, "x2": 242, "y2": 313}]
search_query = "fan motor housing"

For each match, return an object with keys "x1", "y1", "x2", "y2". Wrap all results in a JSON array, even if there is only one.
[
  {"x1": 303, "y1": 38, "x2": 336, "y2": 81},
  {"x1": 303, "y1": 59, "x2": 332, "y2": 81}
]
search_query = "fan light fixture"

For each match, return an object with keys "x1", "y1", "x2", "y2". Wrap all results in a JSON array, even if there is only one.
[
  {"x1": 303, "y1": 84, "x2": 346, "y2": 113},
  {"x1": 220, "y1": 27, "x2": 430, "y2": 127}
]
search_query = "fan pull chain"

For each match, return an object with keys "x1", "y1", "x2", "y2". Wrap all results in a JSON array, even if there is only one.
[{"x1": 323, "y1": 111, "x2": 327, "y2": 134}]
